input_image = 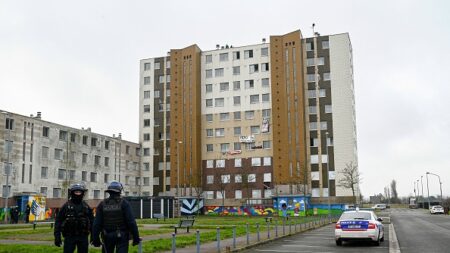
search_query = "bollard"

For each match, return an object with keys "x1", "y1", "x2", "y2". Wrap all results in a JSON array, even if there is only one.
[
  {"x1": 275, "y1": 219, "x2": 278, "y2": 237},
  {"x1": 232, "y1": 225, "x2": 236, "y2": 249},
  {"x1": 217, "y1": 227, "x2": 221, "y2": 253},
  {"x1": 282, "y1": 218, "x2": 286, "y2": 235},
  {"x1": 196, "y1": 230, "x2": 200, "y2": 253},
  {"x1": 295, "y1": 220, "x2": 297, "y2": 232},
  {"x1": 256, "y1": 223, "x2": 260, "y2": 242},
  {"x1": 267, "y1": 221, "x2": 270, "y2": 239},
  {"x1": 138, "y1": 239, "x2": 143, "y2": 253},
  {"x1": 172, "y1": 233, "x2": 176, "y2": 253},
  {"x1": 246, "y1": 223, "x2": 249, "y2": 245},
  {"x1": 289, "y1": 221, "x2": 292, "y2": 235}
]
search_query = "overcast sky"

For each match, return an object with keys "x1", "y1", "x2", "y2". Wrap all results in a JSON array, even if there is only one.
[{"x1": 1, "y1": 0, "x2": 449, "y2": 199}]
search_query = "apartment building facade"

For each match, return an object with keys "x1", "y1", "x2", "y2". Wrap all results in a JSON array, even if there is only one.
[
  {"x1": 139, "y1": 29, "x2": 359, "y2": 205},
  {"x1": 0, "y1": 111, "x2": 146, "y2": 204}
]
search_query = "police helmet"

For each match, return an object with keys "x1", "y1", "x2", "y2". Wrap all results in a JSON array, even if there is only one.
[
  {"x1": 70, "y1": 183, "x2": 87, "y2": 193},
  {"x1": 106, "y1": 181, "x2": 123, "y2": 193}
]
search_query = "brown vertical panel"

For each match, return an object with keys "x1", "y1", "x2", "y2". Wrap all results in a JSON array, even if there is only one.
[
  {"x1": 270, "y1": 31, "x2": 307, "y2": 186},
  {"x1": 170, "y1": 45, "x2": 202, "y2": 195}
]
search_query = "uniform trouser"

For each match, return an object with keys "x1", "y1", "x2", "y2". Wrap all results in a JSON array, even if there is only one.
[
  {"x1": 102, "y1": 230, "x2": 129, "y2": 253},
  {"x1": 64, "y1": 235, "x2": 89, "y2": 253}
]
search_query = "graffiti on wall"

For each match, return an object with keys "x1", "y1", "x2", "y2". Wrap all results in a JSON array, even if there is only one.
[
  {"x1": 28, "y1": 195, "x2": 46, "y2": 221},
  {"x1": 274, "y1": 196, "x2": 310, "y2": 217},
  {"x1": 205, "y1": 205, "x2": 275, "y2": 216}
]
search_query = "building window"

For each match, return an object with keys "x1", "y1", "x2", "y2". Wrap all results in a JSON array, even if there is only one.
[
  {"x1": 233, "y1": 51, "x2": 240, "y2": 60},
  {"x1": 248, "y1": 174, "x2": 256, "y2": 183},
  {"x1": 220, "y1": 143, "x2": 229, "y2": 152},
  {"x1": 90, "y1": 172, "x2": 97, "y2": 182},
  {"x1": 215, "y1": 128, "x2": 225, "y2": 137},
  {"x1": 154, "y1": 90, "x2": 160, "y2": 98},
  {"x1": 205, "y1": 191, "x2": 214, "y2": 199},
  {"x1": 206, "y1": 99, "x2": 213, "y2": 107},
  {"x1": 206, "y1": 144, "x2": 213, "y2": 152},
  {"x1": 235, "y1": 158, "x2": 242, "y2": 167},
  {"x1": 5, "y1": 118, "x2": 14, "y2": 130},
  {"x1": 144, "y1": 133, "x2": 150, "y2": 141},
  {"x1": 308, "y1": 89, "x2": 326, "y2": 98},
  {"x1": 59, "y1": 130, "x2": 67, "y2": 141},
  {"x1": 261, "y1": 47, "x2": 269, "y2": 56},
  {"x1": 245, "y1": 80, "x2": 254, "y2": 89},
  {"x1": 91, "y1": 138, "x2": 97, "y2": 147},
  {"x1": 306, "y1": 42, "x2": 313, "y2": 51},
  {"x1": 219, "y1": 53, "x2": 228, "y2": 61},
  {"x1": 206, "y1": 69, "x2": 213, "y2": 78},
  {"x1": 215, "y1": 68, "x2": 224, "y2": 77},
  {"x1": 205, "y1": 55, "x2": 212, "y2": 63},
  {"x1": 261, "y1": 63, "x2": 269, "y2": 72},
  {"x1": 40, "y1": 187, "x2": 47, "y2": 195},
  {"x1": 94, "y1": 155, "x2": 100, "y2": 165},
  {"x1": 233, "y1": 81, "x2": 240, "y2": 90},
  {"x1": 135, "y1": 177, "x2": 141, "y2": 186},
  {"x1": 322, "y1": 41, "x2": 329, "y2": 49},
  {"x1": 144, "y1": 119, "x2": 150, "y2": 127},
  {"x1": 219, "y1": 82, "x2": 229, "y2": 91},
  {"x1": 205, "y1": 84, "x2": 212, "y2": 93},
  {"x1": 104, "y1": 157, "x2": 109, "y2": 167},
  {"x1": 245, "y1": 110, "x2": 255, "y2": 120},
  {"x1": 104, "y1": 173, "x2": 109, "y2": 183},
  {"x1": 143, "y1": 163, "x2": 150, "y2": 171},
  {"x1": 41, "y1": 167, "x2": 48, "y2": 179},
  {"x1": 144, "y1": 76, "x2": 150, "y2": 84},
  {"x1": 310, "y1": 138, "x2": 319, "y2": 147},
  {"x1": 233, "y1": 96, "x2": 241, "y2": 106},
  {"x1": 250, "y1": 94, "x2": 259, "y2": 104},
  {"x1": 144, "y1": 62, "x2": 151, "y2": 70},
  {"x1": 206, "y1": 114, "x2": 213, "y2": 122},
  {"x1": 262, "y1": 109, "x2": 271, "y2": 118},
  {"x1": 42, "y1": 126, "x2": 49, "y2": 137},
  {"x1": 325, "y1": 105, "x2": 332, "y2": 113},
  {"x1": 54, "y1": 149, "x2": 63, "y2": 160},
  {"x1": 143, "y1": 177, "x2": 150, "y2": 186},
  {"x1": 81, "y1": 171, "x2": 87, "y2": 181},
  {"x1": 261, "y1": 79, "x2": 269, "y2": 88},
  {"x1": 221, "y1": 175, "x2": 231, "y2": 184},
  {"x1": 82, "y1": 136, "x2": 88, "y2": 145},
  {"x1": 234, "y1": 111, "x2": 241, "y2": 120},
  {"x1": 263, "y1": 141, "x2": 271, "y2": 149},
  {"x1": 143, "y1": 148, "x2": 150, "y2": 156},
  {"x1": 144, "y1": 91, "x2": 151, "y2": 99},
  {"x1": 206, "y1": 160, "x2": 214, "y2": 168},
  {"x1": 235, "y1": 190, "x2": 242, "y2": 199},
  {"x1": 58, "y1": 169, "x2": 66, "y2": 180},
  {"x1": 264, "y1": 173, "x2": 272, "y2": 182},
  {"x1": 263, "y1": 157, "x2": 271, "y2": 166},
  {"x1": 220, "y1": 113, "x2": 230, "y2": 121},
  {"x1": 41, "y1": 146, "x2": 48, "y2": 159},
  {"x1": 104, "y1": 140, "x2": 109, "y2": 150},
  {"x1": 68, "y1": 170, "x2": 75, "y2": 180},
  {"x1": 215, "y1": 98, "x2": 224, "y2": 107},
  {"x1": 249, "y1": 64, "x2": 259, "y2": 73},
  {"x1": 234, "y1": 142, "x2": 241, "y2": 150},
  {"x1": 216, "y1": 159, "x2": 225, "y2": 168},
  {"x1": 93, "y1": 190, "x2": 100, "y2": 199},
  {"x1": 244, "y1": 50, "x2": 253, "y2": 59},
  {"x1": 307, "y1": 74, "x2": 317, "y2": 82},
  {"x1": 216, "y1": 191, "x2": 225, "y2": 199},
  {"x1": 235, "y1": 174, "x2": 242, "y2": 183},
  {"x1": 53, "y1": 188, "x2": 62, "y2": 198},
  {"x1": 144, "y1": 104, "x2": 150, "y2": 113},
  {"x1": 82, "y1": 153, "x2": 87, "y2": 164},
  {"x1": 234, "y1": 127, "x2": 241, "y2": 136},
  {"x1": 233, "y1": 66, "x2": 240, "y2": 75},
  {"x1": 154, "y1": 62, "x2": 160, "y2": 70},
  {"x1": 206, "y1": 129, "x2": 214, "y2": 137},
  {"x1": 252, "y1": 190, "x2": 261, "y2": 199},
  {"x1": 251, "y1": 157, "x2": 261, "y2": 166},
  {"x1": 309, "y1": 106, "x2": 317, "y2": 114}
]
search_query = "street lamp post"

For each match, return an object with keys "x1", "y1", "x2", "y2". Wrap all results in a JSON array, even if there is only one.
[
  {"x1": 326, "y1": 132, "x2": 331, "y2": 219},
  {"x1": 413, "y1": 181, "x2": 417, "y2": 199},
  {"x1": 2, "y1": 112, "x2": 12, "y2": 224},
  {"x1": 426, "y1": 172, "x2": 443, "y2": 205},
  {"x1": 426, "y1": 172, "x2": 431, "y2": 209},
  {"x1": 416, "y1": 179, "x2": 419, "y2": 206},
  {"x1": 420, "y1": 176, "x2": 424, "y2": 208},
  {"x1": 177, "y1": 141, "x2": 182, "y2": 197}
]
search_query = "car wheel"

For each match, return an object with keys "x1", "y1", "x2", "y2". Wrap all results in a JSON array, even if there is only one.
[
  {"x1": 336, "y1": 239, "x2": 342, "y2": 246},
  {"x1": 380, "y1": 235, "x2": 385, "y2": 242}
]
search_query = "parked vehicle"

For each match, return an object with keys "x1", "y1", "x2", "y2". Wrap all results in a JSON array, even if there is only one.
[
  {"x1": 430, "y1": 205, "x2": 444, "y2": 214},
  {"x1": 335, "y1": 209, "x2": 384, "y2": 246},
  {"x1": 371, "y1": 204, "x2": 387, "y2": 210}
]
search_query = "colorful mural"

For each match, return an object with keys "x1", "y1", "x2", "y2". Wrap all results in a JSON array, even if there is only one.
[
  {"x1": 205, "y1": 205, "x2": 275, "y2": 216},
  {"x1": 273, "y1": 196, "x2": 310, "y2": 217},
  {"x1": 27, "y1": 195, "x2": 46, "y2": 221},
  {"x1": 180, "y1": 198, "x2": 204, "y2": 215}
]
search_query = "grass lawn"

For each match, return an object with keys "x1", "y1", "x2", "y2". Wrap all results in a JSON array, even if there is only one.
[{"x1": 0, "y1": 215, "x2": 330, "y2": 253}]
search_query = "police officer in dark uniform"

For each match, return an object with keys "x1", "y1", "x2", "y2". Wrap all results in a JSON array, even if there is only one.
[
  {"x1": 54, "y1": 183, "x2": 94, "y2": 253},
  {"x1": 92, "y1": 181, "x2": 140, "y2": 253}
]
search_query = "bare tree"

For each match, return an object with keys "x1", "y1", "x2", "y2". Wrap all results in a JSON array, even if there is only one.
[
  {"x1": 189, "y1": 170, "x2": 203, "y2": 216},
  {"x1": 240, "y1": 171, "x2": 256, "y2": 208},
  {"x1": 390, "y1": 179, "x2": 399, "y2": 204},
  {"x1": 338, "y1": 162, "x2": 361, "y2": 203},
  {"x1": 213, "y1": 170, "x2": 229, "y2": 214}
]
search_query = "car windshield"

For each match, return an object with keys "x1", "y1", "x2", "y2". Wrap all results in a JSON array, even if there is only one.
[{"x1": 340, "y1": 212, "x2": 371, "y2": 220}]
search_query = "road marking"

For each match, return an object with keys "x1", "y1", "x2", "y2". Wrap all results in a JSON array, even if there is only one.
[
  {"x1": 255, "y1": 250, "x2": 334, "y2": 253},
  {"x1": 389, "y1": 222, "x2": 401, "y2": 253}
]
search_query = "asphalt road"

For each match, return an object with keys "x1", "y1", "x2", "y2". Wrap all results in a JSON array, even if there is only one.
[
  {"x1": 245, "y1": 222, "x2": 389, "y2": 253},
  {"x1": 391, "y1": 208, "x2": 450, "y2": 253}
]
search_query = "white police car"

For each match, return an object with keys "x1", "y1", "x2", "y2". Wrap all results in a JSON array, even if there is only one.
[{"x1": 335, "y1": 209, "x2": 384, "y2": 246}]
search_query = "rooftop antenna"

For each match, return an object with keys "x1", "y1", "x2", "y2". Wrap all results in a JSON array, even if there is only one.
[{"x1": 312, "y1": 23, "x2": 315, "y2": 36}]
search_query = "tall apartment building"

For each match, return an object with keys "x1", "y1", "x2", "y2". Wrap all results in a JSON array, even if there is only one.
[
  {"x1": 0, "y1": 110, "x2": 146, "y2": 205},
  {"x1": 139, "y1": 29, "x2": 359, "y2": 204}
]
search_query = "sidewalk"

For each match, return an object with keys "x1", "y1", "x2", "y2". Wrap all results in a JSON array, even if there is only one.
[{"x1": 163, "y1": 218, "x2": 331, "y2": 253}]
